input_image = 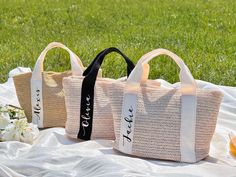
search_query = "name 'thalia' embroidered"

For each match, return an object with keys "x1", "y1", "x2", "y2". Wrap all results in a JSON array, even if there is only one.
[
  {"x1": 122, "y1": 106, "x2": 134, "y2": 146},
  {"x1": 33, "y1": 88, "x2": 41, "y2": 121},
  {"x1": 81, "y1": 94, "x2": 91, "y2": 136}
]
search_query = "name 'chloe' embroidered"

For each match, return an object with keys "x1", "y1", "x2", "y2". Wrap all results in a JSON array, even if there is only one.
[
  {"x1": 81, "y1": 95, "x2": 91, "y2": 136},
  {"x1": 33, "y1": 88, "x2": 41, "y2": 121},
  {"x1": 122, "y1": 106, "x2": 134, "y2": 146}
]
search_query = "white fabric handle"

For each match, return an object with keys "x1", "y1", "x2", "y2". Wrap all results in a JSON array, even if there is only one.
[
  {"x1": 121, "y1": 48, "x2": 197, "y2": 162},
  {"x1": 30, "y1": 42, "x2": 84, "y2": 128},
  {"x1": 127, "y1": 48, "x2": 197, "y2": 95},
  {"x1": 32, "y1": 42, "x2": 84, "y2": 79}
]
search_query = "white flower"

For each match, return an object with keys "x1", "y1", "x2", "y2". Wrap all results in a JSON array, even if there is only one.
[
  {"x1": 20, "y1": 123, "x2": 39, "y2": 144},
  {"x1": 1, "y1": 124, "x2": 20, "y2": 141},
  {"x1": 1, "y1": 119, "x2": 39, "y2": 144},
  {"x1": 0, "y1": 112, "x2": 11, "y2": 129},
  {"x1": 0, "y1": 106, "x2": 8, "y2": 112},
  {"x1": 0, "y1": 105, "x2": 38, "y2": 144}
]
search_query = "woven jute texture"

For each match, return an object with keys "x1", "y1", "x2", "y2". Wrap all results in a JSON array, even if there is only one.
[
  {"x1": 13, "y1": 71, "x2": 72, "y2": 127},
  {"x1": 63, "y1": 76, "x2": 162, "y2": 140},
  {"x1": 110, "y1": 81, "x2": 223, "y2": 162},
  {"x1": 63, "y1": 76, "x2": 116, "y2": 139}
]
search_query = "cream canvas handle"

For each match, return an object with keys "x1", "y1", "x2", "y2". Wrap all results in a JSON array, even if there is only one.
[
  {"x1": 127, "y1": 48, "x2": 197, "y2": 94},
  {"x1": 120, "y1": 48, "x2": 197, "y2": 162},
  {"x1": 32, "y1": 42, "x2": 84, "y2": 79},
  {"x1": 31, "y1": 42, "x2": 84, "y2": 128}
]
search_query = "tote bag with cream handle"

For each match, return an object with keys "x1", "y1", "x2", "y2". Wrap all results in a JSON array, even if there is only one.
[
  {"x1": 110, "y1": 48, "x2": 223, "y2": 163},
  {"x1": 63, "y1": 47, "x2": 136, "y2": 140},
  {"x1": 13, "y1": 42, "x2": 85, "y2": 128}
]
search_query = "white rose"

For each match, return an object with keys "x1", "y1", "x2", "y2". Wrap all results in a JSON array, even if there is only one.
[
  {"x1": 1, "y1": 118, "x2": 39, "y2": 144},
  {"x1": 1, "y1": 124, "x2": 20, "y2": 141},
  {"x1": 20, "y1": 123, "x2": 39, "y2": 144},
  {"x1": 0, "y1": 112, "x2": 11, "y2": 129}
]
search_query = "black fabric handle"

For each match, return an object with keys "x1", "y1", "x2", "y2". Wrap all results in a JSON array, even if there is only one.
[
  {"x1": 83, "y1": 47, "x2": 135, "y2": 77},
  {"x1": 82, "y1": 49, "x2": 105, "y2": 76},
  {"x1": 77, "y1": 48, "x2": 135, "y2": 140}
]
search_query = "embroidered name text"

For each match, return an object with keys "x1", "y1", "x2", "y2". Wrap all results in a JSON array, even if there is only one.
[
  {"x1": 33, "y1": 88, "x2": 41, "y2": 120},
  {"x1": 81, "y1": 95, "x2": 91, "y2": 136},
  {"x1": 122, "y1": 106, "x2": 133, "y2": 145}
]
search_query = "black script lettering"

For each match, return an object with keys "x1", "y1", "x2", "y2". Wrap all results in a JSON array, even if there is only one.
[
  {"x1": 33, "y1": 88, "x2": 41, "y2": 120},
  {"x1": 122, "y1": 106, "x2": 134, "y2": 146},
  {"x1": 81, "y1": 95, "x2": 91, "y2": 136},
  {"x1": 123, "y1": 135, "x2": 132, "y2": 143},
  {"x1": 82, "y1": 120, "x2": 89, "y2": 127}
]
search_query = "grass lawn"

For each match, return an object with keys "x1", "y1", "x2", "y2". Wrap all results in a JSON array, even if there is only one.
[{"x1": 0, "y1": 0, "x2": 235, "y2": 85}]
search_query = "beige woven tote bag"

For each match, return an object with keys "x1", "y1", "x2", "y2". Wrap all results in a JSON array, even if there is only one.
[
  {"x1": 13, "y1": 42, "x2": 85, "y2": 128},
  {"x1": 110, "y1": 48, "x2": 223, "y2": 163},
  {"x1": 63, "y1": 47, "x2": 139, "y2": 140}
]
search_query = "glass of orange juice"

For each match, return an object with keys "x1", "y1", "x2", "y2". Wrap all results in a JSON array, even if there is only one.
[{"x1": 229, "y1": 133, "x2": 236, "y2": 156}]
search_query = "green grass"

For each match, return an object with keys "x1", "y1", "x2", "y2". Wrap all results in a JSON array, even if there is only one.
[{"x1": 0, "y1": 0, "x2": 235, "y2": 85}]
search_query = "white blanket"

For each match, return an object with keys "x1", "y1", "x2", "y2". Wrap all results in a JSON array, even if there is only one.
[{"x1": 0, "y1": 68, "x2": 235, "y2": 177}]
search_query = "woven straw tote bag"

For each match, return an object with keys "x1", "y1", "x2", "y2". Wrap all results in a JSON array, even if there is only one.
[
  {"x1": 110, "y1": 48, "x2": 223, "y2": 163},
  {"x1": 63, "y1": 47, "x2": 137, "y2": 140},
  {"x1": 13, "y1": 42, "x2": 86, "y2": 128}
]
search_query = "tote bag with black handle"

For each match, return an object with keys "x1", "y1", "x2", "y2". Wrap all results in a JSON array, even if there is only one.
[{"x1": 63, "y1": 47, "x2": 136, "y2": 140}]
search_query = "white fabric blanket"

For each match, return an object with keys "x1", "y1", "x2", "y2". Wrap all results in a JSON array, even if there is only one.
[{"x1": 0, "y1": 68, "x2": 235, "y2": 177}]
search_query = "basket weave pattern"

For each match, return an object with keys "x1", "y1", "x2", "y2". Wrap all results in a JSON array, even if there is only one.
[
  {"x1": 63, "y1": 76, "x2": 115, "y2": 139},
  {"x1": 13, "y1": 71, "x2": 71, "y2": 127},
  {"x1": 110, "y1": 82, "x2": 222, "y2": 162}
]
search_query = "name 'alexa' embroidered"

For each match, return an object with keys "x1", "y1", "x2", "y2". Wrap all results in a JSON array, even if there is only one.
[
  {"x1": 31, "y1": 80, "x2": 44, "y2": 127},
  {"x1": 33, "y1": 88, "x2": 41, "y2": 123}
]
